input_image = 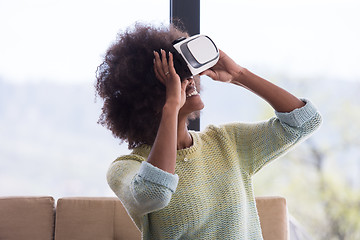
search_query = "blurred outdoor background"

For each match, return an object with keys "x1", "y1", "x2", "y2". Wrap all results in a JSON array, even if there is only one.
[{"x1": 0, "y1": 0, "x2": 359, "y2": 239}]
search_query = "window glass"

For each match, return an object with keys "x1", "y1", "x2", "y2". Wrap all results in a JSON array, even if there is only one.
[
  {"x1": 200, "y1": 0, "x2": 360, "y2": 238},
  {"x1": 0, "y1": 0, "x2": 169, "y2": 200}
]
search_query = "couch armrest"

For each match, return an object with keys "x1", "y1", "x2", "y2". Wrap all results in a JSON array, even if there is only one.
[
  {"x1": 256, "y1": 196, "x2": 289, "y2": 240},
  {"x1": 0, "y1": 196, "x2": 55, "y2": 240},
  {"x1": 54, "y1": 197, "x2": 141, "y2": 240}
]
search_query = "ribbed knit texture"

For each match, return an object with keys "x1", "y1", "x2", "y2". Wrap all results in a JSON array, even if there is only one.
[{"x1": 107, "y1": 100, "x2": 322, "y2": 240}]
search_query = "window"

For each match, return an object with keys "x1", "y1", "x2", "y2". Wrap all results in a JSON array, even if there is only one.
[
  {"x1": 0, "y1": 0, "x2": 169, "y2": 199},
  {"x1": 200, "y1": 0, "x2": 360, "y2": 238}
]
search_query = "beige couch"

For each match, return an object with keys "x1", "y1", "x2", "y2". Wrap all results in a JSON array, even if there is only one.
[{"x1": 0, "y1": 196, "x2": 289, "y2": 240}]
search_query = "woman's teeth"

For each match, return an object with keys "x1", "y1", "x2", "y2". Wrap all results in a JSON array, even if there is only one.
[{"x1": 186, "y1": 89, "x2": 199, "y2": 98}]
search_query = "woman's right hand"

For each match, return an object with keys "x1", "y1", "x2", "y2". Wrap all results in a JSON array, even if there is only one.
[
  {"x1": 154, "y1": 49, "x2": 189, "y2": 110},
  {"x1": 150, "y1": 50, "x2": 188, "y2": 174}
]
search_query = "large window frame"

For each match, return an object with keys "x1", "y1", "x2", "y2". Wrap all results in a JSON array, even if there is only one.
[{"x1": 170, "y1": 0, "x2": 200, "y2": 131}]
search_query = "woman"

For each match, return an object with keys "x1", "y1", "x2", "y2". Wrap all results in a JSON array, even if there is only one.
[{"x1": 96, "y1": 23, "x2": 321, "y2": 239}]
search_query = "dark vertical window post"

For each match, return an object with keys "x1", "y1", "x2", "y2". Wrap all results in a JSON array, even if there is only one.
[{"x1": 170, "y1": 0, "x2": 200, "y2": 131}]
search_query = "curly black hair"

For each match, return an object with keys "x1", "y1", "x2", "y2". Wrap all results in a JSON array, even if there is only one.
[{"x1": 95, "y1": 22, "x2": 188, "y2": 149}]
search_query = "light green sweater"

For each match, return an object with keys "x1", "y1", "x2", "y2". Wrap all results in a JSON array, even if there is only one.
[{"x1": 107, "y1": 99, "x2": 322, "y2": 239}]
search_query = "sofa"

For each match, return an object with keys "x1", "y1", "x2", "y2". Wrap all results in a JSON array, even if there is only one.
[{"x1": 0, "y1": 196, "x2": 289, "y2": 240}]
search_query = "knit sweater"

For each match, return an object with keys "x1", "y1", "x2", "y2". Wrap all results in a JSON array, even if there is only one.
[{"x1": 107, "y1": 99, "x2": 322, "y2": 240}]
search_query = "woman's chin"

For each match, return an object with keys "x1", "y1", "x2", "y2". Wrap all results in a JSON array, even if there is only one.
[{"x1": 180, "y1": 96, "x2": 204, "y2": 116}]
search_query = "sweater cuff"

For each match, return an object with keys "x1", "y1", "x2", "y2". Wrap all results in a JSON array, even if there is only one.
[
  {"x1": 138, "y1": 161, "x2": 179, "y2": 193},
  {"x1": 275, "y1": 99, "x2": 318, "y2": 127}
]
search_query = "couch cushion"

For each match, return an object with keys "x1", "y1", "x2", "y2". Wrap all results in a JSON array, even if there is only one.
[
  {"x1": 54, "y1": 196, "x2": 287, "y2": 240},
  {"x1": 256, "y1": 196, "x2": 289, "y2": 240},
  {"x1": 54, "y1": 197, "x2": 141, "y2": 240},
  {"x1": 0, "y1": 196, "x2": 55, "y2": 240}
]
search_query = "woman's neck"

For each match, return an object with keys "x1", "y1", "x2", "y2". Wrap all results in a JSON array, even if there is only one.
[{"x1": 177, "y1": 117, "x2": 193, "y2": 150}]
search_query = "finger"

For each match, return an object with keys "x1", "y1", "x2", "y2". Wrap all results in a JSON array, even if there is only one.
[
  {"x1": 200, "y1": 69, "x2": 217, "y2": 80},
  {"x1": 160, "y1": 49, "x2": 170, "y2": 76},
  {"x1": 181, "y1": 79, "x2": 189, "y2": 91},
  {"x1": 168, "y1": 52, "x2": 182, "y2": 83},
  {"x1": 153, "y1": 52, "x2": 162, "y2": 78},
  {"x1": 153, "y1": 51, "x2": 162, "y2": 69},
  {"x1": 155, "y1": 50, "x2": 168, "y2": 79},
  {"x1": 154, "y1": 51, "x2": 166, "y2": 78},
  {"x1": 199, "y1": 69, "x2": 211, "y2": 76},
  {"x1": 153, "y1": 58, "x2": 165, "y2": 84},
  {"x1": 168, "y1": 52, "x2": 177, "y2": 76}
]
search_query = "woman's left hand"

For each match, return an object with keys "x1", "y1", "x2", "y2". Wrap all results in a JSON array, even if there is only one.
[
  {"x1": 200, "y1": 50, "x2": 244, "y2": 84},
  {"x1": 202, "y1": 50, "x2": 306, "y2": 113}
]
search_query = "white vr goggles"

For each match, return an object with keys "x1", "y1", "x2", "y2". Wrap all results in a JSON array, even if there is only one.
[{"x1": 172, "y1": 34, "x2": 219, "y2": 80}]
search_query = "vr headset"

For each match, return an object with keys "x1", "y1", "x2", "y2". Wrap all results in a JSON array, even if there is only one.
[{"x1": 171, "y1": 34, "x2": 219, "y2": 80}]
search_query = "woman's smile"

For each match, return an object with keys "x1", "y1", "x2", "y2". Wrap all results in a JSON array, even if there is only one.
[{"x1": 186, "y1": 85, "x2": 199, "y2": 98}]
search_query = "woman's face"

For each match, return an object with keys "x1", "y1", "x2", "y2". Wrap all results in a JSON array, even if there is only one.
[{"x1": 179, "y1": 75, "x2": 204, "y2": 117}]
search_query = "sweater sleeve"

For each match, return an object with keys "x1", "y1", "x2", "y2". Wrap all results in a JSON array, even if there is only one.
[
  {"x1": 222, "y1": 99, "x2": 322, "y2": 175},
  {"x1": 106, "y1": 156, "x2": 179, "y2": 228}
]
